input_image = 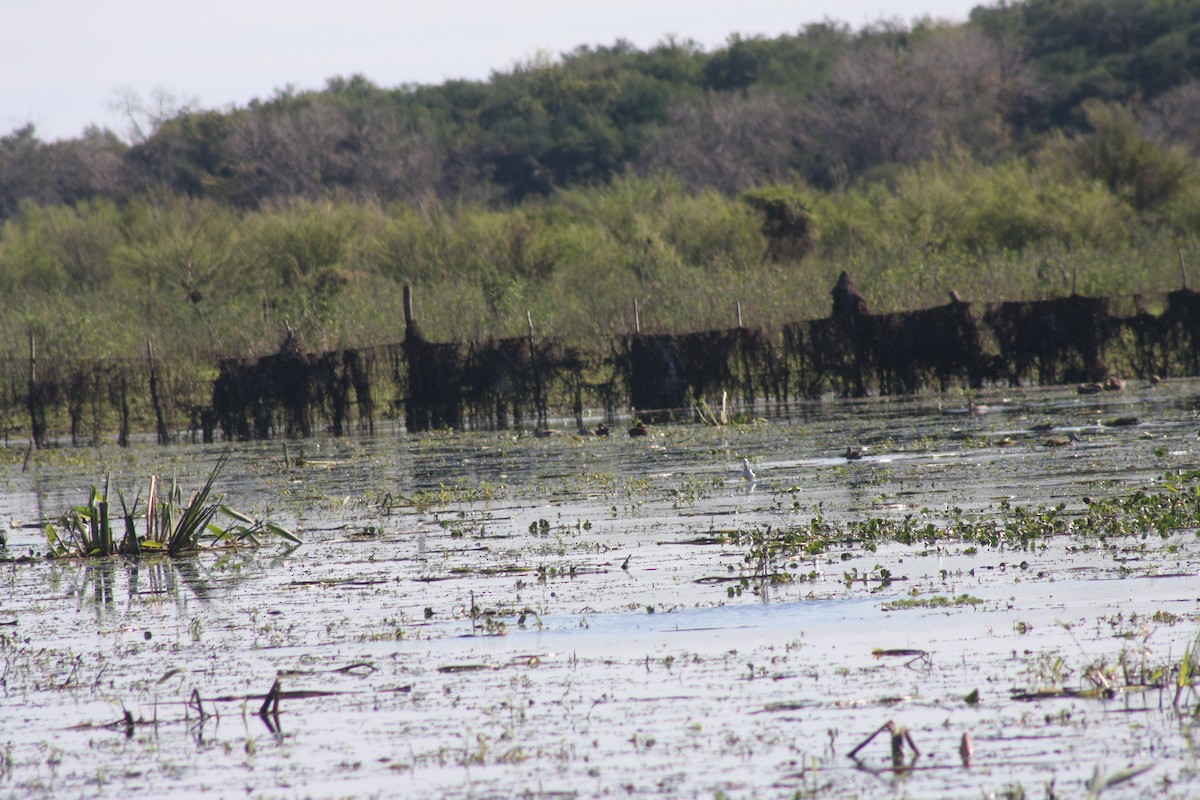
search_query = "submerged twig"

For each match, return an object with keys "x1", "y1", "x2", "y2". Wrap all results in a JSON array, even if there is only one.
[
  {"x1": 1087, "y1": 762, "x2": 1155, "y2": 796},
  {"x1": 872, "y1": 648, "x2": 933, "y2": 670},
  {"x1": 188, "y1": 688, "x2": 210, "y2": 722},
  {"x1": 259, "y1": 677, "x2": 282, "y2": 717},
  {"x1": 1011, "y1": 686, "x2": 1118, "y2": 702},
  {"x1": 278, "y1": 662, "x2": 378, "y2": 678},
  {"x1": 848, "y1": 720, "x2": 892, "y2": 759},
  {"x1": 848, "y1": 719, "x2": 920, "y2": 770}
]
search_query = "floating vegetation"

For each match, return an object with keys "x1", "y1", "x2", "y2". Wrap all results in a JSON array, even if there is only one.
[
  {"x1": 881, "y1": 594, "x2": 984, "y2": 611},
  {"x1": 44, "y1": 451, "x2": 297, "y2": 557},
  {"x1": 732, "y1": 470, "x2": 1200, "y2": 573}
]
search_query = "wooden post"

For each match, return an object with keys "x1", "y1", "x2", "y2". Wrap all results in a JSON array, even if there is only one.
[
  {"x1": 736, "y1": 301, "x2": 743, "y2": 328},
  {"x1": 1180, "y1": 249, "x2": 1188, "y2": 290},
  {"x1": 527, "y1": 310, "x2": 546, "y2": 427},
  {"x1": 573, "y1": 377, "x2": 584, "y2": 433},
  {"x1": 148, "y1": 341, "x2": 170, "y2": 445},
  {"x1": 26, "y1": 332, "x2": 44, "y2": 450},
  {"x1": 27, "y1": 332, "x2": 35, "y2": 448},
  {"x1": 403, "y1": 284, "x2": 415, "y2": 328},
  {"x1": 633, "y1": 298, "x2": 641, "y2": 334},
  {"x1": 116, "y1": 370, "x2": 130, "y2": 448}
]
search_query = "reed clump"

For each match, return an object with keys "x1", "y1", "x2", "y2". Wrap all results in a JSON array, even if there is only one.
[{"x1": 44, "y1": 450, "x2": 297, "y2": 557}]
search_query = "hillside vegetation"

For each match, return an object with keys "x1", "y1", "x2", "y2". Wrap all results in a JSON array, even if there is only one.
[{"x1": 3, "y1": 0, "x2": 1200, "y2": 366}]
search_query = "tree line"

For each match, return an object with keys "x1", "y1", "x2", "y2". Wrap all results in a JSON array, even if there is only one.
[
  {"x1": 5, "y1": 0, "x2": 1200, "y2": 215},
  {"x1": 1, "y1": 0, "x2": 1200, "y2": 374}
]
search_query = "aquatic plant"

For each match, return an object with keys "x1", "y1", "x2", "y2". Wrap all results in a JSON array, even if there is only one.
[
  {"x1": 44, "y1": 451, "x2": 298, "y2": 557},
  {"x1": 1174, "y1": 626, "x2": 1200, "y2": 711},
  {"x1": 881, "y1": 594, "x2": 983, "y2": 611},
  {"x1": 730, "y1": 470, "x2": 1200, "y2": 589}
]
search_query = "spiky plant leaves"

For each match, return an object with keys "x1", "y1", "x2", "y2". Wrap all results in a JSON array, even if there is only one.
[
  {"x1": 44, "y1": 523, "x2": 63, "y2": 557},
  {"x1": 45, "y1": 449, "x2": 298, "y2": 558},
  {"x1": 85, "y1": 485, "x2": 106, "y2": 555},
  {"x1": 166, "y1": 452, "x2": 228, "y2": 554},
  {"x1": 117, "y1": 489, "x2": 140, "y2": 555}
]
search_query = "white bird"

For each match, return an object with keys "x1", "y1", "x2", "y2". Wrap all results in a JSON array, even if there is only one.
[{"x1": 741, "y1": 457, "x2": 757, "y2": 484}]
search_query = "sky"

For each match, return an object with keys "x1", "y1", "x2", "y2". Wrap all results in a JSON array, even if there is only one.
[{"x1": 3, "y1": 0, "x2": 985, "y2": 142}]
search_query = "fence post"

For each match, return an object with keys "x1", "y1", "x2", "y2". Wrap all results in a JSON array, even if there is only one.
[
  {"x1": 148, "y1": 341, "x2": 170, "y2": 445},
  {"x1": 26, "y1": 332, "x2": 45, "y2": 450}
]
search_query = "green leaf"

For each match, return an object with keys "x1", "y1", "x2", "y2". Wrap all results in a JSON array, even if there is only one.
[
  {"x1": 220, "y1": 506, "x2": 254, "y2": 525},
  {"x1": 266, "y1": 523, "x2": 301, "y2": 543}
]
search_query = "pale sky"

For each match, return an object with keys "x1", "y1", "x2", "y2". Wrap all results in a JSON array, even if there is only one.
[{"x1": 3, "y1": 0, "x2": 985, "y2": 142}]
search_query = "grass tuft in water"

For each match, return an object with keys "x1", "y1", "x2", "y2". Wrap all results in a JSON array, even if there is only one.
[{"x1": 45, "y1": 450, "x2": 298, "y2": 557}]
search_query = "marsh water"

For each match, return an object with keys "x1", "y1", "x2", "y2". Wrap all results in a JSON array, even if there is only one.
[{"x1": 3, "y1": 380, "x2": 1200, "y2": 799}]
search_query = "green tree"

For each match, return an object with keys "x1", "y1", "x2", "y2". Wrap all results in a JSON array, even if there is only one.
[
  {"x1": 1044, "y1": 100, "x2": 1195, "y2": 213},
  {"x1": 742, "y1": 185, "x2": 819, "y2": 261}
]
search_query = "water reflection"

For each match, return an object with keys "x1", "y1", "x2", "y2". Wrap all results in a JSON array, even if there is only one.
[
  {"x1": 77, "y1": 560, "x2": 116, "y2": 610},
  {"x1": 64, "y1": 551, "x2": 273, "y2": 618}
]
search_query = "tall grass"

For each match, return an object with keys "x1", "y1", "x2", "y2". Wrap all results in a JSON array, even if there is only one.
[{"x1": 0, "y1": 142, "x2": 1197, "y2": 363}]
